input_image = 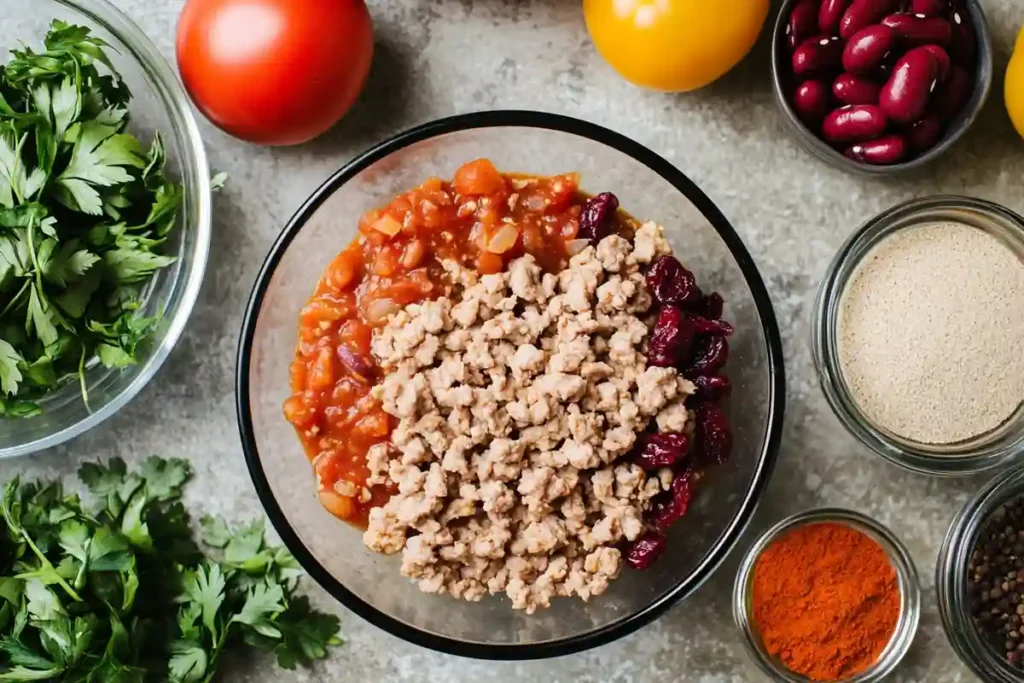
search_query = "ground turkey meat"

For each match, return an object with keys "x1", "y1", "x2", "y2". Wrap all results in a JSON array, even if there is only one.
[{"x1": 364, "y1": 224, "x2": 694, "y2": 613}]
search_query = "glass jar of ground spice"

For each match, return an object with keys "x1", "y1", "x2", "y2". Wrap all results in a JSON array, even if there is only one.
[
  {"x1": 734, "y1": 509, "x2": 921, "y2": 682},
  {"x1": 813, "y1": 196, "x2": 1024, "y2": 476},
  {"x1": 938, "y1": 461, "x2": 1024, "y2": 682}
]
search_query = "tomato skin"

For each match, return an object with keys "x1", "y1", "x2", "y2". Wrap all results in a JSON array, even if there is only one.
[
  {"x1": 176, "y1": 0, "x2": 374, "y2": 146},
  {"x1": 583, "y1": 0, "x2": 768, "y2": 92}
]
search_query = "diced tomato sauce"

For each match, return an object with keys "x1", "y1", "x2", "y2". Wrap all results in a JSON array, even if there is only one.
[{"x1": 283, "y1": 159, "x2": 632, "y2": 525}]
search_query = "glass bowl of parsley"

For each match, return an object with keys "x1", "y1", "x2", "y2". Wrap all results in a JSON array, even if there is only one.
[{"x1": 0, "y1": 2, "x2": 212, "y2": 456}]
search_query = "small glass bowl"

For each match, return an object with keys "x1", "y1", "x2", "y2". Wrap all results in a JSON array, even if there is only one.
[
  {"x1": 812, "y1": 196, "x2": 1024, "y2": 476},
  {"x1": 0, "y1": 0, "x2": 211, "y2": 457},
  {"x1": 938, "y1": 461, "x2": 1024, "y2": 682},
  {"x1": 733, "y1": 508, "x2": 922, "y2": 683},
  {"x1": 770, "y1": 0, "x2": 993, "y2": 175}
]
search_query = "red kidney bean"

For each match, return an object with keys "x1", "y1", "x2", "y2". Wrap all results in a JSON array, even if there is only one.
[
  {"x1": 918, "y1": 44, "x2": 950, "y2": 82},
  {"x1": 843, "y1": 25, "x2": 897, "y2": 75},
  {"x1": 840, "y1": 0, "x2": 895, "y2": 39},
  {"x1": 906, "y1": 115, "x2": 942, "y2": 153},
  {"x1": 931, "y1": 64, "x2": 974, "y2": 121},
  {"x1": 845, "y1": 134, "x2": 908, "y2": 164},
  {"x1": 793, "y1": 36, "x2": 844, "y2": 78},
  {"x1": 819, "y1": 0, "x2": 853, "y2": 34},
  {"x1": 880, "y1": 13, "x2": 952, "y2": 47},
  {"x1": 787, "y1": 1, "x2": 820, "y2": 50},
  {"x1": 793, "y1": 80, "x2": 832, "y2": 121},
  {"x1": 823, "y1": 105, "x2": 888, "y2": 143},
  {"x1": 833, "y1": 73, "x2": 882, "y2": 105},
  {"x1": 879, "y1": 48, "x2": 939, "y2": 123},
  {"x1": 949, "y1": 8, "x2": 977, "y2": 67},
  {"x1": 910, "y1": 0, "x2": 946, "y2": 16},
  {"x1": 337, "y1": 346, "x2": 374, "y2": 381}
]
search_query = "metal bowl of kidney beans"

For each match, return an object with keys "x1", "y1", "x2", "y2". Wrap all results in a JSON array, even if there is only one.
[{"x1": 771, "y1": 0, "x2": 992, "y2": 173}]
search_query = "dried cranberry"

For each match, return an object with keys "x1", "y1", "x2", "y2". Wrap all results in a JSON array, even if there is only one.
[
  {"x1": 692, "y1": 375, "x2": 731, "y2": 401},
  {"x1": 702, "y1": 292, "x2": 724, "y2": 319},
  {"x1": 645, "y1": 255, "x2": 702, "y2": 307},
  {"x1": 685, "y1": 335, "x2": 729, "y2": 376},
  {"x1": 696, "y1": 402, "x2": 733, "y2": 464},
  {"x1": 648, "y1": 306, "x2": 696, "y2": 368},
  {"x1": 625, "y1": 532, "x2": 667, "y2": 570},
  {"x1": 650, "y1": 474, "x2": 696, "y2": 531},
  {"x1": 691, "y1": 316, "x2": 734, "y2": 337},
  {"x1": 636, "y1": 432, "x2": 690, "y2": 470},
  {"x1": 577, "y1": 192, "x2": 619, "y2": 243}
]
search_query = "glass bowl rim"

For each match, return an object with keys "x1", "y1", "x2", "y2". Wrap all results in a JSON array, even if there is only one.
[
  {"x1": 811, "y1": 195, "x2": 1024, "y2": 476},
  {"x1": 937, "y1": 461, "x2": 1024, "y2": 682},
  {"x1": 3, "y1": 0, "x2": 213, "y2": 457},
  {"x1": 234, "y1": 110, "x2": 787, "y2": 660},
  {"x1": 732, "y1": 507, "x2": 922, "y2": 683}
]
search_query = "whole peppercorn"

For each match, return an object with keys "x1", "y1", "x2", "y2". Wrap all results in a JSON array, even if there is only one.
[{"x1": 971, "y1": 498, "x2": 1024, "y2": 668}]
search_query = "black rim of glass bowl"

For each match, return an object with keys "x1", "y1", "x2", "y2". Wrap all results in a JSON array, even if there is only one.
[{"x1": 234, "y1": 110, "x2": 787, "y2": 659}]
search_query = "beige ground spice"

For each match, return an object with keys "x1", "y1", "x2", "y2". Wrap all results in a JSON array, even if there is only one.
[{"x1": 837, "y1": 222, "x2": 1024, "y2": 445}]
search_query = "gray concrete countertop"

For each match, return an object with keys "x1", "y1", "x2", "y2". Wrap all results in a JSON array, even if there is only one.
[{"x1": 5, "y1": 0, "x2": 1024, "y2": 680}]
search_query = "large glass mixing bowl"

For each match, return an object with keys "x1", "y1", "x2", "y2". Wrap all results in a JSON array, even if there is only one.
[
  {"x1": 0, "y1": 0, "x2": 211, "y2": 457},
  {"x1": 236, "y1": 112, "x2": 785, "y2": 659}
]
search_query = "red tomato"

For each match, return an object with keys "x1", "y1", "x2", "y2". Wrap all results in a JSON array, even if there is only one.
[{"x1": 176, "y1": 0, "x2": 374, "y2": 146}]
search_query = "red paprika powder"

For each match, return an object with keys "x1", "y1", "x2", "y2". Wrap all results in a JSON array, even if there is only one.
[{"x1": 751, "y1": 522, "x2": 901, "y2": 681}]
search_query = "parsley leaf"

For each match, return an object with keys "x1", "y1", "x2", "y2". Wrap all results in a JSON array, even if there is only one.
[
  {"x1": 167, "y1": 640, "x2": 207, "y2": 683},
  {"x1": 231, "y1": 581, "x2": 284, "y2": 639},
  {"x1": 198, "y1": 517, "x2": 230, "y2": 549},
  {"x1": 0, "y1": 341, "x2": 23, "y2": 396},
  {"x1": 25, "y1": 285, "x2": 58, "y2": 347},
  {"x1": 53, "y1": 122, "x2": 144, "y2": 215},
  {"x1": 139, "y1": 457, "x2": 190, "y2": 502},
  {"x1": 180, "y1": 564, "x2": 226, "y2": 642},
  {"x1": 270, "y1": 596, "x2": 343, "y2": 670}
]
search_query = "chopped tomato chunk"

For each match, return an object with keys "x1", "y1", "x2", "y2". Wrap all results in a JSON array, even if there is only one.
[{"x1": 452, "y1": 158, "x2": 504, "y2": 196}]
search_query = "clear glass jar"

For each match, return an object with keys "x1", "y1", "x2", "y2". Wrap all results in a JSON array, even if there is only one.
[
  {"x1": 732, "y1": 508, "x2": 921, "y2": 682},
  {"x1": 812, "y1": 196, "x2": 1024, "y2": 476},
  {"x1": 937, "y1": 462, "x2": 1024, "y2": 682}
]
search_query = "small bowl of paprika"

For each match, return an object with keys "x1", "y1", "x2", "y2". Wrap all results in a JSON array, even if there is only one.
[{"x1": 732, "y1": 508, "x2": 921, "y2": 682}]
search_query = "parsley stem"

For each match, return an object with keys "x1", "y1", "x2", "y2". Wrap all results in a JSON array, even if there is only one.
[
  {"x1": 78, "y1": 344, "x2": 90, "y2": 411},
  {"x1": 0, "y1": 279, "x2": 28, "y2": 318},
  {"x1": 9, "y1": 133, "x2": 25, "y2": 205},
  {"x1": 19, "y1": 530, "x2": 82, "y2": 602},
  {"x1": 0, "y1": 666, "x2": 63, "y2": 680},
  {"x1": 25, "y1": 213, "x2": 44, "y2": 294}
]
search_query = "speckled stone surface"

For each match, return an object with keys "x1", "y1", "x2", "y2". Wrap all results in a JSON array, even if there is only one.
[{"x1": 5, "y1": 0, "x2": 1024, "y2": 680}]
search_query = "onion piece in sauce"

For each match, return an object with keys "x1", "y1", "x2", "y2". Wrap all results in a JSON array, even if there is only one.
[
  {"x1": 364, "y1": 297, "x2": 401, "y2": 325},
  {"x1": 487, "y1": 224, "x2": 520, "y2": 254},
  {"x1": 567, "y1": 239, "x2": 591, "y2": 255}
]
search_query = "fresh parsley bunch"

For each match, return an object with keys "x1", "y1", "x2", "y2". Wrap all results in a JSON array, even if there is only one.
[
  {"x1": 0, "y1": 457, "x2": 342, "y2": 681},
  {"x1": 0, "y1": 21, "x2": 184, "y2": 417}
]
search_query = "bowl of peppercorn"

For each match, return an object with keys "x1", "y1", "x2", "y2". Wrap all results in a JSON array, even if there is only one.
[{"x1": 938, "y1": 462, "x2": 1024, "y2": 681}]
